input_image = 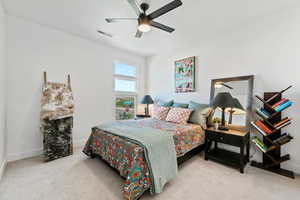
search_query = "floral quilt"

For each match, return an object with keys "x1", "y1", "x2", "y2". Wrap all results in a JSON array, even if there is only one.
[{"x1": 83, "y1": 119, "x2": 204, "y2": 200}]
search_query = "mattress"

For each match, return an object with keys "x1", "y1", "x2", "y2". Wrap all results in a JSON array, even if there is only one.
[{"x1": 128, "y1": 118, "x2": 205, "y2": 157}]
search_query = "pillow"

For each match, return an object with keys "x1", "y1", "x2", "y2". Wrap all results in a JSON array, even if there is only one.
[
  {"x1": 172, "y1": 102, "x2": 189, "y2": 108},
  {"x1": 152, "y1": 105, "x2": 170, "y2": 120},
  {"x1": 166, "y1": 107, "x2": 193, "y2": 124},
  {"x1": 188, "y1": 101, "x2": 213, "y2": 129},
  {"x1": 156, "y1": 100, "x2": 174, "y2": 107}
]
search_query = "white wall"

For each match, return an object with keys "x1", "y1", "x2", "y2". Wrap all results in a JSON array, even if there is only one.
[
  {"x1": 0, "y1": 2, "x2": 7, "y2": 179},
  {"x1": 147, "y1": 7, "x2": 300, "y2": 173},
  {"x1": 6, "y1": 15, "x2": 147, "y2": 161}
]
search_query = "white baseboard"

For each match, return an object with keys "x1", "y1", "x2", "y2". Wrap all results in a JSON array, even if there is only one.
[
  {"x1": 7, "y1": 139, "x2": 87, "y2": 162},
  {"x1": 7, "y1": 148, "x2": 43, "y2": 162},
  {"x1": 0, "y1": 158, "x2": 7, "y2": 182},
  {"x1": 73, "y1": 138, "x2": 86, "y2": 148},
  {"x1": 284, "y1": 161, "x2": 300, "y2": 175}
]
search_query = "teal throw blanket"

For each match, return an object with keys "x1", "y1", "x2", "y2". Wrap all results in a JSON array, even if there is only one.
[{"x1": 96, "y1": 121, "x2": 178, "y2": 194}]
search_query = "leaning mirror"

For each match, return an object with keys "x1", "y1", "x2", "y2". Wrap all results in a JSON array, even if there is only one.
[{"x1": 210, "y1": 75, "x2": 254, "y2": 130}]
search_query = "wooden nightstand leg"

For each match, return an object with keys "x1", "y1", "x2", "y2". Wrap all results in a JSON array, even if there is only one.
[
  {"x1": 204, "y1": 153, "x2": 208, "y2": 160},
  {"x1": 240, "y1": 143, "x2": 245, "y2": 173},
  {"x1": 204, "y1": 140, "x2": 208, "y2": 160},
  {"x1": 204, "y1": 140, "x2": 211, "y2": 161},
  {"x1": 246, "y1": 135, "x2": 250, "y2": 162}
]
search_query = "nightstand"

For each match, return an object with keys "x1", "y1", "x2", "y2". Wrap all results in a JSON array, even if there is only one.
[{"x1": 204, "y1": 127, "x2": 250, "y2": 173}]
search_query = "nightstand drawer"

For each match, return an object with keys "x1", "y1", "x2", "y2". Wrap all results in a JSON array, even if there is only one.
[{"x1": 206, "y1": 130, "x2": 242, "y2": 147}]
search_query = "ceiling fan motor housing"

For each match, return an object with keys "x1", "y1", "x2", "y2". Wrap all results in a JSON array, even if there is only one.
[
  {"x1": 140, "y1": 3, "x2": 150, "y2": 13},
  {"x1": 138, "y1": 14, "x2": 150, "y2": 26}
]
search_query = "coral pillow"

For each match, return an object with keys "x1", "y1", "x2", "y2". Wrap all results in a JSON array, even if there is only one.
[
  {"x1": 166, "y1": 107, "x2": 193, "y2": 124},
  {"x1": 152, "y1": 105, "x2": 170, "y2": 120}
]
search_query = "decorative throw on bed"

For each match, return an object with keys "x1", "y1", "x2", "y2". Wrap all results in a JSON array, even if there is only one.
[
  {"x1": 96, "y1": 121, "x2": 178, "y2": 194},
  {"x1": 41, "y1": 81, "x2": 74, "y2": 162},
  {"x1": 83, "y1": 118, "x2": 205, "y2": 200}
]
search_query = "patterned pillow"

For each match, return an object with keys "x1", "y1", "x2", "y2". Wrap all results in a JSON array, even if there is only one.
[
  {"x1": 166, "y1": 107, "x2": 193, "y2": 124},
  {"x1": 152, "y1": 105, "x2": 171, "y2": 120}
]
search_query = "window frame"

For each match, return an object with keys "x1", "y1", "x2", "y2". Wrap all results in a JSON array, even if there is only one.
[
  {"x1": 113, "y1": 61, "x2": 139, "y2": 120},
  {"x1": 114, "y1": 61, "x2": 139, "y2": 95}
]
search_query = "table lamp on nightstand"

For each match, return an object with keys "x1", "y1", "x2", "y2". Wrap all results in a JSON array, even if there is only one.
[
  {"x1": 212, "y1": 92, "x2": 235, "y2": 131},
  {"x1": 225, "y1": 98, "x2": 246, "y2": 124},
  {"x1": 140, "y1": 95, "x2": 154, "y2": 117}
]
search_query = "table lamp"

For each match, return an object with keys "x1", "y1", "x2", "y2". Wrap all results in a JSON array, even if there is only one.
[
  {"x1": 225, "y1": 98, "x2": 246, "y2": 124},
  {"x1": 140, "y1": 95, "x2": 154, "y2": 117},
  {"x1": 212, "y1": 92, "x2": 235, "y2": 130}
]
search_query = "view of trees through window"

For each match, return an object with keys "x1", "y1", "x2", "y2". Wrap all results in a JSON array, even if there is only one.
[
  {"x1": 115, "y1": 96, "x2": 135, "y2": 120},
  {"x1": 114, "y1": 62, "x2": 138, "y2": 120}
]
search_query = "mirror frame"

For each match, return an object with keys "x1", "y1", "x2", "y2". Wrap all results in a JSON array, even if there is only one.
[{"x1": 210, "y1": 75, "x2": 254, "y2": 130}]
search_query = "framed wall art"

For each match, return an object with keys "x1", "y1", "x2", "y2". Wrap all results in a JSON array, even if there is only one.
[{"x1": 175, "y1": 56, "x2": 196, "y2": 93}]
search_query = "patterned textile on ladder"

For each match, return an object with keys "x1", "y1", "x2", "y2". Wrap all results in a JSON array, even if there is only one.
[
  {"x1": 42, "y1": 117, "x2": 73, "y2": 162},
  {"x1": 41, "y1": 82, "x2": 74, "y2": 120},
  {"x1": 41, "y1": 82, "x2": 74, "y2": 161}
]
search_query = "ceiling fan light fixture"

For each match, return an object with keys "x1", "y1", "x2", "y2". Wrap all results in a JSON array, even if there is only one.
[
  {"x1": 138, "y1": 23, "x2": 151, "y2": 32},
  {"x1": 138, "y1": 16, "x2": 151, "y2": 32}
]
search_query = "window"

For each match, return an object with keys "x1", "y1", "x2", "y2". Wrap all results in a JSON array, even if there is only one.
[
  {"x1": 115, "y1": 96, "x2": 136, "y2": 120},
  {"x1": 115, "y1": 79, "x2": 136, "y2": 93},
  {"x1": 114, "y1": 62, "x2": 138, "y2": 120},
  {"x1": 115, "y1": 63, "x2": 137, "y2": 77}
]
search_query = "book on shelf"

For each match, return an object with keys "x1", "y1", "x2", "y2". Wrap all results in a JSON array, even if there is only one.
[
  {"x1": 273, "y1": 133, "x2": 287, "y2": 143},
  {"x1": 274, "y1": 99, "x2": 291, "y2": 109},
  {"x1": 251, "y1": 121, "x2": 268, "y2": 136},
  {"x1": 276, "y1": 121, "x2": 291, "y2": 130},
  {"x1": 274, "y1": 117, "x2": 291, "y2": 128},
  {"x1": 256, "y1": 108, "x2": 269, "y2": 118},
  {"x1": 260, "y1": 109, "x2": 271, "y2": 117},
  {"x1": 274, "y1": 100, "x2": 293, "y2": 112},
  {"x1": 252, "y1": 137, "x2": 268, "y2": 153},
  {"x1": 273, "y1": 133, "x2": 293, "y2": 145},
  {"x1": 271, "y1": 98, "x2": 287, "y2": 108},
  {"x1": 255, "y1": 120, "x2": 273, "y2": 135}
]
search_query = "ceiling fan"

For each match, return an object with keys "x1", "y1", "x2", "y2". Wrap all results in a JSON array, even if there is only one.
[{"x1": 105, "y1": 0, "x2": 183, "y2": 38}]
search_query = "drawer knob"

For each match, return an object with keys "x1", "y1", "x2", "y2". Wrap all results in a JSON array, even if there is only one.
[{"x1": 220, "y1": 137, "x2": 224, "y2": 140}]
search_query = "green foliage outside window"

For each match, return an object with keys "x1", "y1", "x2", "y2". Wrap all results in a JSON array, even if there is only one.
[{"x1": 116, "y1": 97, "x2": 135, "y2": 120}]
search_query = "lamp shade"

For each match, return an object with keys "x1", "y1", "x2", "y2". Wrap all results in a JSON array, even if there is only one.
[
  {"x1": 212, "y1": 92, "x2": 235, "y2": 109},
  {"x1": 140, "y1": 95, "x2": 154, "y2": 104},
  {"x1": 225, "y1": 98, "x2": 245, "y2": 115}
]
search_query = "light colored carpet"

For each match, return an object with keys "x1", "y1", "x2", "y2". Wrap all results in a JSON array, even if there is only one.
[{"x1": 0, "y1": 148, "x2": 299, "y2": 200}]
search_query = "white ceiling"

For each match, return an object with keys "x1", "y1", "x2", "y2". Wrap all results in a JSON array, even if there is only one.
[{"x1": 2, "y1": 0, "x2": 300, "y2": 56}]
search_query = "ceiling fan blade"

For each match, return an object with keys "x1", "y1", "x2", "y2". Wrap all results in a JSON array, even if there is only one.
[
  {"x1": 150, "y1": 21, "x2": 175, "y2": 33},
  {"x1": 127, "y1": 0, "x2": 142, "y2": 16},
  {"x1": 105, "y1": 18, "x2": 137, "y2": 23},
  {"x1": 97, "y1": 30, "x2": 113, "y2": 38},
  {"x1": 148, "y1": 0, "x2": 182, "y2": 20},
  {"x1": 135, "y1": 30, "x2": 143, "y2": 38}
]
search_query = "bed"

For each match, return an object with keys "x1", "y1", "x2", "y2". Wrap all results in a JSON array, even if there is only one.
[{"x1": 83, "y1": 118, "x2": 205, "y2": 200}]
